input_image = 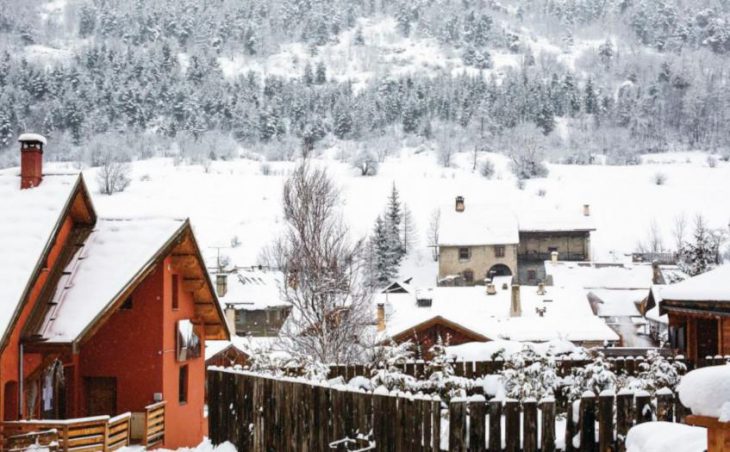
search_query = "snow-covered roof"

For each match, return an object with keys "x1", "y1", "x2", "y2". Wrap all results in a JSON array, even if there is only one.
[
  {"x1": 379, "y1": 281, "x2": 618, "y2": 343},
  {"x1": 446, "y1": 339, "x2": 586, "y2": 361},
  {"x1": 656, "y1": 265, "x2": 730, "y2": 302},
  {"x1": 38, "y1": 218, "x2": 187, "y2": 342},
  {"x1": 546, "y1": 261, "x2": 657, "y2": 289},
  {"x1": 588, "y1": 289, "x2": 646, "y2": 317},
  {"x1": 0, "y1": 173, "x2": 81, "y2": 342},
  {"x1": 438, "y1": 205, "x2": 519, "y2": 246},
  {"x1": 678, "y1": 365, "x2": 730, "y2": 420},
  {"x1": 215, "y1": 268, "x2": 287, "y2": 310},
  {"x1": 517, "y1": 208, "x2": 595, "y2": 232},
  {"x1": 205, "y1": 336, "x2": 279, "y2": 360}
]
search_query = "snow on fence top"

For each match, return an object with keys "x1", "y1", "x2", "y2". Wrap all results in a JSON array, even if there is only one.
[
  {"x1": 678, "y1": 364, "x2": 730, "y2": 420},
  {"x1": 0, "y1": 173, "x2": 79, "y2": 341}
]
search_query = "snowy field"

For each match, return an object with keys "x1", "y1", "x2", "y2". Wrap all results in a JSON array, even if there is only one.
[{"x1": 15, "y1": 148, "x2": 729, "y2": 286}]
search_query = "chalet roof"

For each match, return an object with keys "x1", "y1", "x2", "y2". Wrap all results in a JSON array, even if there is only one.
[
  {"x1": 517, "y1": 208, "x2": 595, "y2": 233},
  {"x1": 0, "y1": 172, "x2": 92, "y2": 347},
  {"x1": 214, "y1": 267, "x2": 288, "y2": 311},
  {"x1": 656, "y1": 265, "x2": 730, "y2": 303},
  {"x1": 438, "y1": 205, "x2": 519, "y2": 246},
  {"x1": 379, "y1": 279, "x2": 619, "y2": 343},
  {"x1": 37, "y1": 217, "x2": 229, "y2": 343}
]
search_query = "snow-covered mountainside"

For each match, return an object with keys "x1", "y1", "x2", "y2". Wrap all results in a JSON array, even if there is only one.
[{"x1": 14, "y1": 147, "x2": 727, "y2": 286}]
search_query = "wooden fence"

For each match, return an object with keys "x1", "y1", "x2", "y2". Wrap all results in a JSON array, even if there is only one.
[
  {"x1": 208, "y1": 368, "x2": 691, "y2": 452},
  {"x1": 1, "y1": 413, "x2": 131, "y2": 452},
  {"x1": 142, "y1": 401, "x2": 166, "y2": 448}
]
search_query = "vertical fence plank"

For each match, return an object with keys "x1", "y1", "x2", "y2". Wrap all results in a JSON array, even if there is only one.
[
  {"x1": 634, "y1": 391, "x2": 652, "y2": 425},
  {"x1": 580, "y1": 392, "x2": 597, "y2": 452},
  {"x1": 656, "y1": 389, "x2": 674, "y2": 422},
  {"x1": 449, "y1": 398, "x2": 467, "y2": 452},
  {"x1": 469, "y1": 395, "x2": 487, "y2": 452},
  {"x1": 504, "y1": 399, "x2": 520, "y2": 452},
  {"x1": 616, "y1": 390, "x2": 633, "y2": 452},
  {"x1": 431, "y1": 396, "x2": 441, "y2": 452},
  {"x1": 488, "y1": 399, "x2": 502, "y2": 452},
  {"x1": 522, "y1": 398, "x2": 538, "y2": 452},
  {"x1": 565, "y1": 400, "x2": 576, "y2": 452},
  {"x1": 598, "y1": 391, "x2": 615, "y2": 452},
  {"x1": 540, "y1": 398, "x2": 556, "y2": 452}
]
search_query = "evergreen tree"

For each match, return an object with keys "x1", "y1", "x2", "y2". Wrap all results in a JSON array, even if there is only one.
[
  {"x1": 371, "y1": 215, "x2": 397, "y2": 285},
  {"x1": 386, "y1": 183, "x2": 404, "y2": 262},
  {"x1": 315, "y1": 62, "x2": 327, "y2": 84},
  {"x1": 679, "y1": 216, "x2": 723, "y2": 276}
]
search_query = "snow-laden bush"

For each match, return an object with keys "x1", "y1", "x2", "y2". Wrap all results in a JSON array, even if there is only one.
[
  {"x1": 419, "y1": 340, "x2": 475, "y2": 401},
  {"x1": 501, "y1": 346, "x2": 559, "y2": 401},
  {"x1": 368, "y1": 341, "x2": 417, "y2": 392},
  {"x1": 619, "y1": 350, "x2": 686, "y2": 395},
  {"x1": 562, "y1": 354, "x2": 617, "y2": 401},
  {"x1": 351, "y1": 148, "x2": 379, "y2": 176},
  {"x1": 707, "y1": 155, "x2": 718, "y2": 168},
  {"x1": 97, "y1": 157, "x2": 131, "y2": 195},
  {"x1": 653, "y1": 172, "x2": 667, "y2": 185},
  {"x1": 479, "y1": 159, "x2": 495, "y2": 178}
]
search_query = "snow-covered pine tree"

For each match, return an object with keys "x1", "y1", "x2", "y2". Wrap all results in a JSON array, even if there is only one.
[
  {"x1": 401, "y1": 204, "x2": 416, "y2": 255},
  {"x1": 386, "y1": 183, "x2": 405, "y2": 263},
  {"x1": 371, "y1": 215, "x2": 397, "y2": 285},
  {"x1": 679, "y1": 215, "x2": 724, "y2": 276}
]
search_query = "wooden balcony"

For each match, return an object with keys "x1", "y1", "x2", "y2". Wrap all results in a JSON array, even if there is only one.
[{"x1": 1, "y1": 401, "x2": 165, "y2": 452}]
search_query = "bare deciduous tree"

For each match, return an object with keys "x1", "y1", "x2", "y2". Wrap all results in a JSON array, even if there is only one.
[
  {"x1": 427, "y1": 209, "x2": 440, "y2": 262},
  {"x1": 96, "y1": 154, "x2": 131, "y2": 195},
  {"x1": 264, "y1": 163, "x2": 373, "y2": 364}
]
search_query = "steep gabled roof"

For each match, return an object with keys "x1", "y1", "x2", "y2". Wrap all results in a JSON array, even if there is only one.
[
  {"x1": 657, "y1": 265, "x2": 730, "y2": 303},
  {"x1": 36, "y1": 218, "x2": 229, "y2": 346},
  {"x1": 439, "y1": 205, "x2": 519, "y2": 246},
  {"x1": 0, "y1": 172, "x2": 95, "y2": 351}
]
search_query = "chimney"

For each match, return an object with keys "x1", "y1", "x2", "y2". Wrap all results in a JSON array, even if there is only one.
[
  {"x1": 455, "y1": 196, "x2": 465, "y2": 212},
  {"x1": 486, "y1": 283, "x2": 496, "y2": 295},
  {"x1": 19, "y1": 133, "x2": 46, "y2": 189},
  {"x1": 583, "y1": 204, "x2": 591, "y2": 217},
  {"x1": 510, "y1": 284, "x2": 522, "y2": 317},
  {"x1": 551, "y1": 251, "x2": 559, "y2": 263},
  {"x1": 376, "y1": 303, "x2": 386, "y2": 332},
  {"x1": 216, "y1": 273, "x2": 228, "y2": 298},
  {"x1": 224, "y1": 305, "x2": 236, "y2": 333}
]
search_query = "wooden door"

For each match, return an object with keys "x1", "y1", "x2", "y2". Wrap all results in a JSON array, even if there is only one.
[
  {"x1": 696, "y1": 318, "x2": 719, "y2": 361},
  {"x1": 84, "y1": 377, "x2": 116, "y2": 416}
]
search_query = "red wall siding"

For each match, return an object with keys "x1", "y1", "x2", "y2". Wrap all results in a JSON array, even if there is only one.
[{"x1": 78, "y1": 262, "x2": 165, "y2": 415}]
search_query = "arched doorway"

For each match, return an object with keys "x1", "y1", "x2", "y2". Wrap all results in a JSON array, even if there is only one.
[{"x1": 487, "y1": 264, "x2": 512, "y2": 278}]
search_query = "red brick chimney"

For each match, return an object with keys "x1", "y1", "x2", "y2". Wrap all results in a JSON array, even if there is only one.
[{"x1": 19, "y1": 133, "x2": 46, "y2": 189}]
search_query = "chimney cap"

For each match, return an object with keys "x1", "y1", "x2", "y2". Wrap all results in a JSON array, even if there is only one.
[{"x1": 18, "y1": 133, "x2": 47, "y2": 146}]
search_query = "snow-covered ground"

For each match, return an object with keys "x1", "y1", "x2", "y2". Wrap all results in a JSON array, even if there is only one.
[{"x1": 15, "y1": 147, "x2": 729, "y2": 286}]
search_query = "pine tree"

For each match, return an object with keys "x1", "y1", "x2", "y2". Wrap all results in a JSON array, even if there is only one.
[
  {"x1": 679, "y1": 216, "x2": 723, "y2": 276},
  {"x1": 315, "y1": 62, "x2": 327, "y2": 85},
  {"x1": 371, "y1": 215, "x2": 397, "y2": 285},
  {"x1": 401, "y1": 204, "x2": 416, "y2": 255},
  {"x1": 386, "y1": 183, "x2": 404, "y2": 263}
]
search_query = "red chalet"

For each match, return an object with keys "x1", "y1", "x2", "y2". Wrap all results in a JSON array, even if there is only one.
[{"x1": 0, "y1": 134, "x2": 229, "y2": 449}]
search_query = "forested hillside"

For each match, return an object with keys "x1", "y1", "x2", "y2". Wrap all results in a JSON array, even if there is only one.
[{"x1": 0, "y1": 0, "x2": 729, "y2": 167}]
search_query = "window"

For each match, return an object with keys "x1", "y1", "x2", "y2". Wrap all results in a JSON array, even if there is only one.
[
  {"x1": 120, "y1": 296, "x2": 133, "y2": 310},
  {"x1": 178, "y1": 365, "x2": 188, "y2": 404},
  {"x1": 172, "y1": 274, "x2": 179, "y2": 310},
  {"x1": 494, "y1": 246, "x2": 505, "y2": 258},
  {"x1": 548, "y1": 246, "x2": 559, "y2": 253},
  {"x1": 527, "y1": 270, "x2": 537, "y2": 281},
  {"x1": 458, "y1": 247, "x2": 470, "y2": 261}
]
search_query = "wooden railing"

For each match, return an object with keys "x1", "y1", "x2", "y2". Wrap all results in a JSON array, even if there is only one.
[
  {"x1": 143, "y1": 401, "x2": 166, "y2": 448},
  {"x1": 1, "y1": 413, "x2": 132, "y2": 452},
  {"x1": 2, "y1": 428, "x2": 59, "y2": 452}
]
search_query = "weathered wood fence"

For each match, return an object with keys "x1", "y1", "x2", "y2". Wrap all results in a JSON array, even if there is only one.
[{"x1": 208, "y1": 368, "x2": 691, "y2": 452}]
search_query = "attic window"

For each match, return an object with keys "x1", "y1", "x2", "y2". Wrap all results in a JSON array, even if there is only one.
[{"x1": 417, "y1": 297, "x2": 432, "y2": 308}]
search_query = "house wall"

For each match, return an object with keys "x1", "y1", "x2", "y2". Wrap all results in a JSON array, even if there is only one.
[
  {"x1": 0, "y1": 215, "x2": 75, "y2": 421},
  {"x1": 438, "y1": 244, "x2": 518, "y2": 284},
  {"x1": 517, "y1": 232, "x2": 591, "y2": 261},
  {"x1": 78, "y1": 262, "x2": 165, "y2": 416},
  {"x1": 396, "y1": 323, "x2": 486, "y2": 360}
]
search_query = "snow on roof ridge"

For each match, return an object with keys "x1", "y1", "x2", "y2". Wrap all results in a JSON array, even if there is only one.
[{"x1": 18, "y1": 133, "x2": 47, "y2": 144}]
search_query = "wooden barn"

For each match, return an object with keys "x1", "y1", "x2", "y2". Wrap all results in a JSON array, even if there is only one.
[
  {"x1": 651, "y1": 265, "x2": 730, "y2": 363},
  {"x1": 0, "y1": 135, "x2": 229, "y2": 449}
]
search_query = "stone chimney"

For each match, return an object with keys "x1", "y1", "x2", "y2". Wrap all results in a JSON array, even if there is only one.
[
  {"x1": 216, "y1": 273, "x2": 228, "y2": 298},
  {"x1": 376, "y1": 303, "x2": 386, "y2": 332},
  {"x1": 455, "y1": 196, "x2": 465, "y2": 212},
  {"x1": 224, "y1": 305, "x2": 236, "y2": 333},
  {"x1": 551, "y1": 251, "x2": 559, "y2": 263},
  {"x1": 510, "y1": 284, "x2": 522, "y2": 317},
  {"x1": 19, "y1": 133, "x2": 46, "y2": 189},
  {"x1": 583, "y1": 204, "x2": 591, "y2": 217},
  {"x1": 651, "y1": 261, "x2": 664, "y2": 285},
  {"x1": 537, "y1": 282, "x2": 546, "y2": 295},
  {"x1": 486, "y1": 283, "x2": 496, "y2": 295}
]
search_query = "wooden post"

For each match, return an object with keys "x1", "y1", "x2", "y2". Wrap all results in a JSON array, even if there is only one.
[
  {"x1": 635, "y1": 391, "x2": 652, "y2": 424},
  {"x1": 469, "y1": 395, "x2": 487, "y2": 452},
  {"x1": 449, "y1": 397, "x2": 467, "y2": 452},
  {"x1": 504, "y1": 399, "x2": 520, "y2": 452},
  {"x1": 540, "y1": 398, "x2": 556, "y2": 452},
  {"x1": 565, "y1": 400, "x2": 576, "y2": 452},
  {"x1": 616, "y1": 390, "x2": 633, "y2": 452},
  {"x1": 372, "y1": 392, "x2": 387, "y2": 452},
  {"x1": 475, "y1": 361, "x2": 488, "y2": 378},
  {"x1": 523, "y1": 398, "x2": 538, "y2": 452},
  {"x1": 488, "y1": 399, "x2": 502, "y2": 452},
  {"x1": 580, "y1": 392, "x2": 597, "y2": 452},
  {"x1": 431, "y1": 396, "x2": 441, "y2": 452},
  {"x1": 656, "y1": 389, "x2": 674, "y2": 422},
  {"x1": 598, "y1": 391, "x2": 615, "y2": 452}
]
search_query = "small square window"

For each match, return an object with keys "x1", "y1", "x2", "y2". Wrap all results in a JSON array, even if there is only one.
[
  {"x1": 179, "y1": 365, "x2": 188, "y2": 404},
  {"x1": 527, "y1": 270, "x2": 537, "y2": 281},
  {"x1": 495, "y1": 246, "x2": 505, "y2": 258},
  {"x1": 458, "y1": 248, "x2": 470, "y2": 261}
]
